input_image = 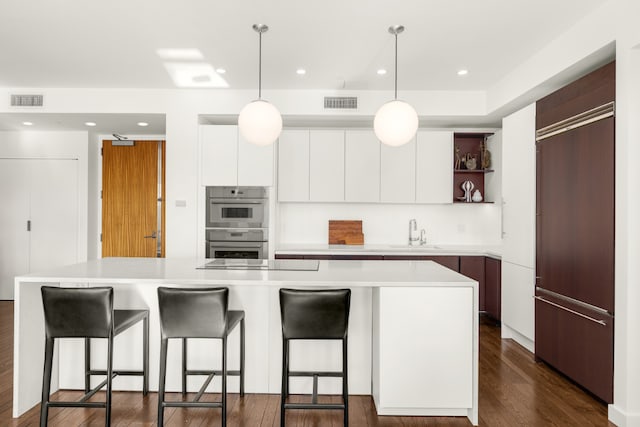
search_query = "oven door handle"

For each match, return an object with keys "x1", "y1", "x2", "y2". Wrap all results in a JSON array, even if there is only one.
[{"x1": 209, "y1": 241, "x2": 265, "y2": 248}]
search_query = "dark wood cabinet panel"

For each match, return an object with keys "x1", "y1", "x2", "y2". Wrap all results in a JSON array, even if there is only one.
[
  {"x1": 460, "y1": 256, "x2": 485, "y2": 311},
  {"x1": 535, "y1": 294, "x2": 613, "y2": 402},
  {"x1": 275, "y1": 254, "x2": 305, "y2": 260},
  {"x1": 383, "y1": 255, "x2": 460, "y2": 271},
  {"x1": 485, "y1": 258, "x2": 501, "y2": 321},
  {"x1": 536, "y1": 118, "x2": 615, "y2": 311},
  {"x1": 325, "y1": 254, "x2": 384, "y2": 260},
  {"x1": 536, "y1": 61, "x2": 615, "y2": 129}
]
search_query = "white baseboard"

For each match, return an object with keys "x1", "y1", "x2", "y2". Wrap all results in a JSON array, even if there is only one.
[
  {"x1": 501, "y1": 323, "x2": 534, "y2": 353},
  {"x1": 609, "y1": 404, "x2": 640, "y2": 426}
]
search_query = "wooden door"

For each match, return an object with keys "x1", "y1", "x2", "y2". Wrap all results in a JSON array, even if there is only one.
[{"x1": 102, "y1": 140, "x2": 164, "y2": 257}]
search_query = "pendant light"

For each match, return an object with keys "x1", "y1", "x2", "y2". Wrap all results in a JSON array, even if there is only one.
[
  {"x1": 373, "y1": 25, "x2": 418, "y2": 147},
  {"x1": 238, "y1": 24, "x2": 283, "y2": 146}
]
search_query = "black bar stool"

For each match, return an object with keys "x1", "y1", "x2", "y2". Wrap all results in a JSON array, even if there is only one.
[
  {"x1": 279, "y1": 288, "x2": 351, "y2": 427},
  {"x1": 157, "y1": 287, "x2": 245, "y2": 427},
  {"x1": 40, "y1": 286, "x2": 149, "y2": 427}
]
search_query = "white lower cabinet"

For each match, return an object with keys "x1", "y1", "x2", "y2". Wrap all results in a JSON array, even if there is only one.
[
  {"x1": 345, "y1": 130, "x2": 380, "y2": 202},
  {"x1": 501, "y1": 261, "x2": 535, "y2": 342},
  {"x1": 373, "y1": 286, "x2": 473, "y2": 413},
  {"x1": 416, "y1": 131, "x2": 453, "y2": 203},
  {"x1": 0, "y1": 159, "x2": 78, "y2": 299},
  {"x1": 200, "y1": 124, "x2": 273, "y2": 187}
]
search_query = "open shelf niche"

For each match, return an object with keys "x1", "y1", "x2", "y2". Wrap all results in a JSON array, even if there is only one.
[{"x1": 453, "y1": 133, "x2": 494, "y2": 203}]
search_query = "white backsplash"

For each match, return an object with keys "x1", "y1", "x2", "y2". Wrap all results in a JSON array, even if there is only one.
[{"x1": 276, "y1": 202, "x2": 502, "y2": 246}]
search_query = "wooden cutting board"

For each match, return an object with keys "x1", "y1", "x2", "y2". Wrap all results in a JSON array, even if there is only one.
[{"x1": 328, "y1": 220, "x2": 364, "y2": 245}]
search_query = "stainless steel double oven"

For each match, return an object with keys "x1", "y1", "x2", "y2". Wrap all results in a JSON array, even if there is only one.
[{"x1": 205, "y1": 186, "x2": 268, "y2": 259}]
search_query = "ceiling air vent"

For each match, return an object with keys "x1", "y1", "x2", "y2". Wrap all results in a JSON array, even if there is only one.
[
  {"x1": 324, "y1": 96, "x2": 357, "y2": 109},
  {"x1": 10, "y1": 94, "x2": 44, "y2": 107}
]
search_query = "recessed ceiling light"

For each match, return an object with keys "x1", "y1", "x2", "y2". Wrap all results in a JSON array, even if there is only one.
[
  {"x1": 457, "y1": 69, "x2": 469, "y2": 76},
  {"x1": 22, "y1": 121, "x2": 33, "y2": 126},
  {"x1": 137, "y1": 122, "x2": 149, "y2": 127},
  {"x1": 377, "y1": 69, "x2": 387, "y2": 75},
  {"x1": 296, "y1": 68, "x2": 306, "y2": 75},
  {"x1": 85, "y1": 122, "x2": 97, "y2": 127},
  {"x1": 216, "y1": 68, "x2": 226, "y2": 74}
]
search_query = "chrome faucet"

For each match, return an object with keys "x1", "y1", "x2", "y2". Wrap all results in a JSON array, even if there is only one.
[
  {"x1": 409, "y1": 219, "x2": 419, "y2": 245},
  {"x1": 420, "y1": 229, "x2": 427, "y2": 245}
]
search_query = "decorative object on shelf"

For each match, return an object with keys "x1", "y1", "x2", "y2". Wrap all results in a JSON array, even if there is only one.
[
  {"x1": 465, "y1": 153, "x2": 477, "y2": 170},
  {"x1": 455, "y1": 146, "x2": 461, "y2": 169},
  {"x1": 481, "y1": 136, "x2": 491, "y2": 169},
  {"x1": 238, "y1": 24, "x2": 283, "y2": 146},
  {"x1": 461, "y1": 180, "x2": 475, "y2": 202},
  {"x1": 373, "y1": 25, "x2": 418, "y2": 147},
  {"x1": 472, "y1": 189, "x2": 483, "y2": 202}
]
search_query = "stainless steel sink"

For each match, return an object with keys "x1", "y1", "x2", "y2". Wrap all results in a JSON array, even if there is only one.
[{"x1": 388, "y1": 244, "x2": 442, "y2": 250}]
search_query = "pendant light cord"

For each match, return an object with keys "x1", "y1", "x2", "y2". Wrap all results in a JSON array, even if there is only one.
[
  {"x1": 394, "y1": 31, "x2": 398, "y2": 100},
  {"x1": 258, "y1": 30, "x2": 262, "y2": 100}
]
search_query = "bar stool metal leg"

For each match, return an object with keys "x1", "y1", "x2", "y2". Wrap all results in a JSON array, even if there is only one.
[
  {"x1": 105, "y1": 336, "x2": 114, "y2": 427},
  {"x1": 85, "y1": 338, "x2": 91, "y2": 394},
  {"x1": 182, "y1": 337, "x2": 188, "y2": 396},
  {"x1": 222, "y1": 336, "x2": 228, "y2": 426},
  {"x1": 39, "y1": 337, "x2": 54, "y2": 427},
  {"x1": 343, "y1": 338, "x2": 349, "y2": 427},
  {"x1": 240, "y1": 317, "x2": 245, "y2": 397},
  {"x1": 143, "y1": 315, "x2": 149, "y2": 396},
  {"x1": 158, "y1": 338, "x2": 168, "y2": 426}
]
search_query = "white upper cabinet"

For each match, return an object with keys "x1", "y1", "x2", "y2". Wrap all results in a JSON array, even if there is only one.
[
  {"x1": 200, "y1": 125, "x2": 238, "y2": 186},
  {"x1": 345, "y1": 130, "x2": 381, "y2": 202},
  {"x1": 416, "y1": 131, "x2": 453, "y2": 203},
  {"x1": 502, "y1": 103, "x2": 536, "y2": 268},
  {"x1": 200, "y1": 124, "x2": 274, "y2": 187},
  {"x1": 380, "y1": 137, "x2": 416, "y2": 203},
  {"x1": 238, "y1": 132, "x2": 274, "y2": 186},
  {"x1": 277, "y1": 130, "x2": 310, "y2": 201},
  {"x1": 310, "y1": 130, "x2": 345, "y2": 202}
]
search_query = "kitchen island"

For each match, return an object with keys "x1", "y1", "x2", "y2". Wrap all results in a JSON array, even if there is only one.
[{"x1": 13, "y1": 257, "x2": 478, "y2": 425}]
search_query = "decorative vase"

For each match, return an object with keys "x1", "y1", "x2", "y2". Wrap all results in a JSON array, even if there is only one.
[{"x1": 472, "y1": 189, "x2": 483, "y2": 202}]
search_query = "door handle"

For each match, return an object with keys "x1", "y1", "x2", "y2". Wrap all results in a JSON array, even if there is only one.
[{"x1": 144, "y1": 231, "x2": 157, "y2": 239}]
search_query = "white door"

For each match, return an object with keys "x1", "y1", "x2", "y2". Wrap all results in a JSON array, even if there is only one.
[
  {"x1": 0, "y1": 159, "x2": 78, "y2": 300},
  {"x1": 0, "y1": 160, "x2": 30, "y2": 299},
  {"x1": 29, "y1": 160, "x2": 78, "y2": 273}
]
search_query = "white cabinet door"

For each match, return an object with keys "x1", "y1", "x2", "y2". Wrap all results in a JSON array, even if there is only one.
[
  {"x1": 310, "y1": 130, "x2": 344, "y2": 202},
  {"x1": 30, "y1": 160, "x2": 78, "y2": 274},
  {"x1": 415, "y1": 131, "x2": 453, "y2": 203},
  {"x1": 200, "y1": 125, "x2": 238, "y2": 186},
  {"x1": 502, "y1": 261, "x2": 535, "y2": 341},
  {"x1": 238, "y1": 133, "x2": 274, "y2": 186},
  {"x1": 0, "y1": 160, "x2": 30, "y2": 299},
  {"x1": 502, "y1": 103, "x2": 536, "y2": 269},
  {"x1": 380, "y1": 137, "x2": 416, "y2": 203},
  {"x1": 345, "y1": 130, "x2": 380, "y2": 202},
  {"x1": 277, "y1": 130, "x2": 310, "y2": 201}
]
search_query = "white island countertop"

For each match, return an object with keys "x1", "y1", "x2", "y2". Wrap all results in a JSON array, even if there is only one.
[
  {"x1": 276, "y1": 243, "x2": 502, "y2": 259},
  {"x1": 14, "y1": 257, "x2": 479, "y2": 425},
  {"x1": 16, "y1": 256, "x2": 476, "y2": 287}
]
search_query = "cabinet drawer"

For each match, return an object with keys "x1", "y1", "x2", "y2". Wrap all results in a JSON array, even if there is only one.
[{"x1": 535, "y1": 294, "x2": 613, "y2": 403}]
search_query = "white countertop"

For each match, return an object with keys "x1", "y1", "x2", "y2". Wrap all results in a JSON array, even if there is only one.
[
  {"x1": 16, "y1": 257, "x2": 476, "y2": 288},
  {"x1": 275, "y1": 243, "x2": 502, "y2": 259}
]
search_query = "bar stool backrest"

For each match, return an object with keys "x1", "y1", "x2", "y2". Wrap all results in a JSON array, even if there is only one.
[
  {"x1": 158, "y1": 287, "x2": 229, "y2": 338},
  {"x1": 279, "y1": 288, "x2": 351, "y2": 340},
  {"x1": 41, "y1": 286, "x2": 114, "y2": 338}
]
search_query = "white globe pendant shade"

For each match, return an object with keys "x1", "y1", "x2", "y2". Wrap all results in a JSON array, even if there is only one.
[
  {"x1": 373, "y1": 99, "x2": 419, "y2": 147},
  {"x1": 238, "y1": 99, "x2": 283, "y2": 146}
]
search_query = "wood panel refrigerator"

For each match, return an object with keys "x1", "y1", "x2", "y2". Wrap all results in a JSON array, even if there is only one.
[{"x1": 535, "y1": 102, "x2": 615, "y2": 403}]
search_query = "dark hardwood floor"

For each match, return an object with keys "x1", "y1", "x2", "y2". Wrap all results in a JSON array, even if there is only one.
[{"x1": 0, "y1": 301, "x2": 613, "y2": 426}]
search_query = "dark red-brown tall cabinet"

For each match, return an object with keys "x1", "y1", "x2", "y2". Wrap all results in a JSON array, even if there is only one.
[{"x1": 535, "y1": 61, "x2": 615, "y2": 403}]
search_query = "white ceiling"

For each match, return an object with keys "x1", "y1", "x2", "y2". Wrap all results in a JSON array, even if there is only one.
[
  {"x1": 0, "y1": 0, "x2": 607, "y2": 91},
  {"x1": 0, "y1": 113, "x2": 166, "y2": 134}
]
